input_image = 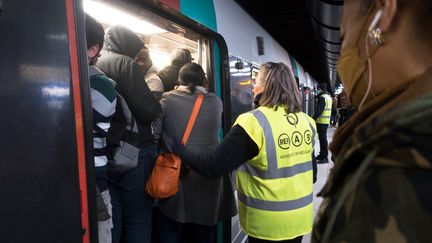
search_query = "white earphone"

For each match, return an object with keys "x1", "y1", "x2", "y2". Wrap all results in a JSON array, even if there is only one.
[
  {"x1": 359, "y1": 9, "x2": 383, "y2": 110},
  {"x1": 368, "y1": 9, "x2": 383, "y2": 32}
]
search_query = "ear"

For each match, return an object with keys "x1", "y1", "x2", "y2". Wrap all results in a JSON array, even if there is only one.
[
  {"x1": 87, "y1": 44, "x2": 100, "y2": 59},
  {"x1": 375, "y1": 0, "x2": 397, "y2": 32}
]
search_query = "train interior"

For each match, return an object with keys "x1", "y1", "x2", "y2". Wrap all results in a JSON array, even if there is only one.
[
  {"x1": 84, "y1": 0, "x2": 213, "y2": 89},
  {"x1": 84, "y1": 1, "x2": 251, "y2": 241}
]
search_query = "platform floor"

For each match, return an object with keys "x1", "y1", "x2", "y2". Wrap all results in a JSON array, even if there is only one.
[{"x1": 302, "y1": 127, "x2": 335, "y2": 243}]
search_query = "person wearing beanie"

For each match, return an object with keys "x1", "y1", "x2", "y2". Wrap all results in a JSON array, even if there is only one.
[{"x1": 158, "y1": 48, "x2": 194, "y2": 92}]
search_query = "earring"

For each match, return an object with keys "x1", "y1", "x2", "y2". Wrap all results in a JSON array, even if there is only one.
[{"x1": 368, "y1": 27, "x2": 385, "y2": 46}]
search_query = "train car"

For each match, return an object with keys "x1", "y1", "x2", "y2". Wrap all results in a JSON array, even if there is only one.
[
  {"x1": 0, "y1": 0, "x2": 318, "y2": 242},
  {"x1": 1, "y1": 0, "x2": 231, "y2": 242},
  {"x1": 213, "y1": 0, "x2": 317, "y2": 123}
]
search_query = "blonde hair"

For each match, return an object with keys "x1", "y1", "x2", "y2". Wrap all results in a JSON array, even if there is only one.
[{"x1": 259, "y1": 62, "x2": 302, "y2": 113}]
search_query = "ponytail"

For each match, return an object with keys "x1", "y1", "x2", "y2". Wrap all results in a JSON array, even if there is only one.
[{"x1": 188, "y1": 82, "x2": 197, "y2": 93}]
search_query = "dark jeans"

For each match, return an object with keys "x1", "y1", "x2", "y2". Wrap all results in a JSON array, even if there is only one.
[
  {"x1": 158, "y1": 211, "x2": 216, "y2": 243},
  {"x1": 330, "y1": 110, "x2": 337, "y2": 126},
  {"x1": 248, "y1": 235, "x2": 302, "y2": 243},
  {"x1": 110, "y1": 144, "x2": 157, "y2": 243},
  {"x1": 316, "y1": 123, "x2": 329, "y2": 159}
]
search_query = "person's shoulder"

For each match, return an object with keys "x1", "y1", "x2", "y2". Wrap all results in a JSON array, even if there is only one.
[
  {"x1": 236, "y1": 108, "x2": 258, "y2": 123},
  {"x1": 159, "y1": 64, "x2": 175, "y2": 75},
  {"x1": 90, "y1": 74, "x2": 116, "y2": 102},
  {"x1": 204, "y1": 92, "x2": 221, "y2": 101},
  {"x1": 202, "y1": 93, "x2": 222, "y2": 109},
  {"x1": 160, "y1": 90, "x2": 183, "y2": 102}
]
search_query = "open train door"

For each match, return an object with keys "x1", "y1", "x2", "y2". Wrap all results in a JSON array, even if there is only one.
[{"x1": 0, "y1": 0, "x2": 98, "y2": 242}]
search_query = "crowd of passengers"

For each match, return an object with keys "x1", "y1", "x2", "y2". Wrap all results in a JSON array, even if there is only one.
[
  {"x1": 85, "y1": 0, "x2": 432, "y2": 241},
  {"x1": 87, "y1": 15, "x2": 237, "y2": 243}
]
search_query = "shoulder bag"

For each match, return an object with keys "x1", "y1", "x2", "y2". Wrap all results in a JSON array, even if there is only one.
[{"x1": 145, "y1": 94, "x2": 204, "y2": 199}]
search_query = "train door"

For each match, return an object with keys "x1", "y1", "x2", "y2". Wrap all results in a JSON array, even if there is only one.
[
  {"x1": 228, "y1": 56, "x2": 255, "y2": 124},
  {"x1": 227, "y1": 57, "x2": 259, "y2": 242},
  {"x1": 0, "y1": 0, "x2": 231, "y2": 242},
  {"x1": 0, "y1": 0, "x2": 97, "y2": 242},
  {"x1": 84, "y1": 0, "x2": 232, "y2": 242}
]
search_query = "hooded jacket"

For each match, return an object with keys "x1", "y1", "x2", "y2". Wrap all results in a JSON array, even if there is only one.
[
  {"x1": 96, "y1": 25, "x2": 161, "y2": 144},
  {"x1": 312, "y1": 69, "x2": 432, "y2": 243},
  {"x1": 158, "y1": 62, "x2": 187, "y2": 92},
  {"x1": 158, "y1": 48, "x2": 193, "y2": 92}
]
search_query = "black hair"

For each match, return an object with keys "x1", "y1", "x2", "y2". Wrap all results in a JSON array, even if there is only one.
[
  {"x1": 85, "y1": 14, "x2": 104, "y2": 50},
  {"x1": 179, "y1": 63, "x2": 206, "y2": 93}
]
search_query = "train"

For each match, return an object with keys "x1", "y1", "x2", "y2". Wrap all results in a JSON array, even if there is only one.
[{"x1": 0, "y1": 0, "x2": 318, "y2": 242}]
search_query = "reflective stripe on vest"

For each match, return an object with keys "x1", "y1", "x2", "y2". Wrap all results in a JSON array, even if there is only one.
[
  {"x1": 238, "y1": 190, "x2": 313, "y2": 212},
  {"x1": 237, "y1": 110, "x2": 316, "y2": 179},
  {"x1": 316, "y1": 94, "x2": 332, "y2": 124},
  {"x1": 234, "y1": 107, "x2": 316, "y2": 240}
]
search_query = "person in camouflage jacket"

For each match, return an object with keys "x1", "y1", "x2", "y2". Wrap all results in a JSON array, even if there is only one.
[
  {"x1": 312, "y1": 0, "x2": 432, "y2": 242},
  {"x1": 313, "y1": 70, "x2": 432, "y2": 243}
]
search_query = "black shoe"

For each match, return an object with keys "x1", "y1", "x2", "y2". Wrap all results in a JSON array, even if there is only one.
[{"x1": 317, "y1": 158, "x2": 329, "y2": 164}]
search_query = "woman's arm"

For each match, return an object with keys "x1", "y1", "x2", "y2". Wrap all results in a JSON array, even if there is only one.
[{"x1": 177, "y1": 125, "x2": 259, "y2": 177}]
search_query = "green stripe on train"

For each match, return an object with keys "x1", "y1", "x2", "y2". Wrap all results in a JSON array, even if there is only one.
[{"x1": 180, "y1": 0, "x2": 217, "y2": 31}]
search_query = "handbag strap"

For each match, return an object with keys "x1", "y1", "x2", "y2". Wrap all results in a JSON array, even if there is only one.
[{"x1": 181, "y1": 94, "x2": 204, "y2": 145}]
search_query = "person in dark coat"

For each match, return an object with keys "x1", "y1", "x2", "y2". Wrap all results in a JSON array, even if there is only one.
[
  {"x1": 135, "y1": 47, "x2": 164, "y2": 99},
  {"x1": 158, "y1": 48, "x2": 193, "y2": 92},
  {"x1": 153, "y1": 63, "x2": 237, "y2": 243},
  {"x1": 96, "y1": 25, "x2": 161, "y2": 243},
  {"x1": 312, "y1": 83, "x2": 331, "y2": 164}
]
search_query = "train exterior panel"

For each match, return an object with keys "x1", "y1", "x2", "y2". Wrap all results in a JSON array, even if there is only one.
[{"x1": 0, "y1": 0, "x2": 96, "y2": 242}]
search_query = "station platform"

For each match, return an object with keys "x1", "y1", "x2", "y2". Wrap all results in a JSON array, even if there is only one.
[{"x1": 302, "y1": 126, "x2": 335, "y2": 243}]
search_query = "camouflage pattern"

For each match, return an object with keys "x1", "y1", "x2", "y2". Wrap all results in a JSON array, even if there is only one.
[{"x1": 312, "y1": 69, "x2": 432, "y2": 243}]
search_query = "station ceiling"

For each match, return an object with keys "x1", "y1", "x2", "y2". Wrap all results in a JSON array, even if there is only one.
[{"x1": 234, "y1": 0, "x2": 344, "y2": 89}]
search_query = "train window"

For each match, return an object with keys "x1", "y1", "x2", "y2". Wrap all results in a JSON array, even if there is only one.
[
  {"x1": 83, "y1": 0, "x2": 212, "y2": 89},
  {"x1": 229, "y1": 56, "x2": 254, "y2": 124}
]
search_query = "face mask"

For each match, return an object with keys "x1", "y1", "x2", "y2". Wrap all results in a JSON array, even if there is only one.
[{"x1": 337, "y1": 8, "x2": 377, "y2": 108}]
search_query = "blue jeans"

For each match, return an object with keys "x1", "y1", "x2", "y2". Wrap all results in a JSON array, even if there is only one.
[{"x1": 110, "y1": 144, "x2": 157, "y2": 243}]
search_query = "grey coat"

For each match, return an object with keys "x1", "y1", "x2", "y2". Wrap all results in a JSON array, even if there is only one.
[{"x1": 152, "y1": 87, "x2": 237, "y2": 225}]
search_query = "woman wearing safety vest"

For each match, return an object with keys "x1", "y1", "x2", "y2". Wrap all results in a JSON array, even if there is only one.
[{"x1": 174, "y1": 62, "x2": 317, "y2": 243}]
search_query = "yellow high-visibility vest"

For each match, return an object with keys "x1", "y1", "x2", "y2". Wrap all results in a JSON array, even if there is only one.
[
  {"x1": 316, "y1": 94, "x2": 332, "y2": 124},
  {"x1": 234, "y1": 106, "x2": 316, "y2": 241}
]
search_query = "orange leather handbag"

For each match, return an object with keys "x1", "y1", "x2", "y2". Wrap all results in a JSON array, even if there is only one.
[{"x1": 145, "y1": 94, "x2": 204, "y2": 199}]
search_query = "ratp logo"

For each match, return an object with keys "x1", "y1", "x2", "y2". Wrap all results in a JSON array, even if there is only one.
[{"x1": 278, "y1": 133, "x2": 290, "y2": 149}]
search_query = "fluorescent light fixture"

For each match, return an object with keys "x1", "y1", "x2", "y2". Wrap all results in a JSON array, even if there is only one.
[
  {"x1": 148, "y1": 48, "x2": 171, "y2": 70},
  {"x1": 84, "y1": 0, "x2": 166, "y2": 35}
]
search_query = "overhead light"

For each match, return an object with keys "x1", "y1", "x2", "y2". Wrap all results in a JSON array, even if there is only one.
[
  {"x1": 83, "y1": 0, "x2": 166, "y2": 35},
  {"x1": 148, "y1": 48, "x2": 171, "y2": 70}
]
